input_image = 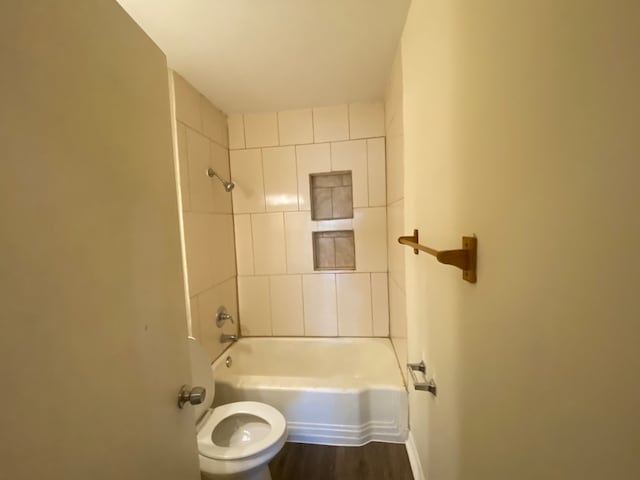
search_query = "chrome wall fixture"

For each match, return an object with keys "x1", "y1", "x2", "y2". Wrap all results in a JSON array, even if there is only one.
[
  {"x1": 207, "y1": 168, "x2": 235, "y2": 192},
  {"x1": 215, "y1": 306, "x2": 234, "y2": 327},
  {"x1": 177, "y1": 384, "x2": 206, "y2": 408},
  {"x1": 407, "y1": 361, "x2": 437, "y2": 396},
  {"x1": 215, "y1": 306, "x2": 236, "y2": 344}
]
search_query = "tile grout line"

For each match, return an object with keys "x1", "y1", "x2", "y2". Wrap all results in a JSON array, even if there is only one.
[
  {"x1": 299, "y1": 274, "x2": 306, "y2": 336},
  {"x1": 267, "y1": 274, "x2": 274, "y2": 336},
  {"x1": 384, "y1": 273, "x2": 391, "y2": 338},
  {"x1": 281, "y1": 212, "x2": 289, "y2": 280},
  {"x1": 190, "y1": 273, "x2": 237, "y2": 298},
  {"x1": 333, "y1": 273, "x2": 339, "y2": 336},
  {"x1": 369, "y1": 272, "x2": 375, "y2": 336},
  {"x1": 294, "y1": 143, "x2": 302, "y2": 211},
  {"x1": 366, "y1": 139, "x2": 371, "y2": 208},
  {"x1": 241, "y1": 114, "x2": 247, "y2": 149},
  {"x1": 259, "y1": 147, "x2": 268, "y2": 212},
  {"x1": 276, "y1": 111, "x2": 281, "y2": 147},
  {"x1": 248, "y1": 214, "x2": 257, "y2": 275}
]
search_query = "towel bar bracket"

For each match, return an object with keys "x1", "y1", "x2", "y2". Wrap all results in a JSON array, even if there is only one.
[
  {"x1": 398, "y1": 229, "x2": 477, "y2": 283},
  {"x1": 407, "y1": 361, "x2": 437, "y2": 396}
]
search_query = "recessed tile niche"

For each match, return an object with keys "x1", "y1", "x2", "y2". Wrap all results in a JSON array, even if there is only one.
[
  {"x1": 312, "y1": 230, "x2": 356, "y2": 271},
  {"x1": 309, "y1": 171, "x2": 353, "y2": 221}
]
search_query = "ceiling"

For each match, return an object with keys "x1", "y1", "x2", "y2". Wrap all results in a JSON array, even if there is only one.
[{"x1": 116, "y1": 0, "x2": 410, "y2": 114}]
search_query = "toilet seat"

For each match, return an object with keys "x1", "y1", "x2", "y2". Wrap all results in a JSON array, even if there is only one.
[
  {"x1": 198, "y1": 401, "x2": 287, "y2": 461},
  {"x1": 187, "y1": 338, "x2": 287, "y2": 478}
]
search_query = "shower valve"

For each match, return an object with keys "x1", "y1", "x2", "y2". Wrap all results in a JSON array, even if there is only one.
[{"x1": 215, "y1": 306, "x2": 234, "y2": 327}]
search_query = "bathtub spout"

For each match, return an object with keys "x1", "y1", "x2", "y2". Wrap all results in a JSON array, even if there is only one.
[{"x1": 220, "y1": 334, "x2": 238, "y2": 344}]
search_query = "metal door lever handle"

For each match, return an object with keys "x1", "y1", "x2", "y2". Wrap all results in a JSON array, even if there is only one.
[{"x1": 177, "y1": 385, "x2": 206, "y2": 409}]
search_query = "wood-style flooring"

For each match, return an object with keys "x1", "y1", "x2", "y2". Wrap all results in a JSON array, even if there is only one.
[{"x1": 269, "y1": 442, "x2": 414, "y2": 480}]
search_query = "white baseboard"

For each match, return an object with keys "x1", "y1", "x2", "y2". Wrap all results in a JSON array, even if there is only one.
[{"x1": 405, "y1": 430, "x2": 425, "y2": 480}]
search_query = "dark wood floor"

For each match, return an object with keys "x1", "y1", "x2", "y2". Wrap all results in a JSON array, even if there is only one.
[{"x1": 269, "y1": 442, "x2": 414, "y2": 480}]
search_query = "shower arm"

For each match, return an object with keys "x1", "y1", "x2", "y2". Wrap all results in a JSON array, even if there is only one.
[{"x1": 206, "y1": 168, "x2": 234, "y2": 192}]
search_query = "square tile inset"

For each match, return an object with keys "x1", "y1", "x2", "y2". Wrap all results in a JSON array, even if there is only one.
[
  {"x1": 313, "y1": 230, "x2": 355, "y2": 271},
  {"x1": 310, "y1": 171, "x2": 353, "y2": 220}
]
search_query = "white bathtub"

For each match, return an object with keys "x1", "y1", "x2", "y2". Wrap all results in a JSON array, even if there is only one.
[{"x1": 210, "y1": 337, "x2": 408, "y2": 446}]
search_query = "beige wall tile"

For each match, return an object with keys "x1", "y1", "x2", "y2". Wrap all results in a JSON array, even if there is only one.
[
  {"x1": 312, "y1": 231, "x2": 356, "y2": 271},
  {"x1": 238, "y1": 276, "x2": 272, "y2": 336},
  {"x1": 173, "y1": 72, "x2": 201, "y2": 131},
  {"x1": 331, "y1": 140, "x2": 368, "y2": 208},
  {"x1": 244, "y1": 112, "x2": 279, "y2": 148},
  {"x1": 230, "y1": 149, "x2": 266, "y2": 214},
  {"x1": 262, "y1": 146, "x2": 298, "y2": 212},
  {"x1": 278, "y1": 109, "x2": 313, "y2": 145},
  {"x1": 349, "y1": 102, "x2": 385, "y2": 139},
  {"x1": 200, "y1": 98, "x2": 217, "y2": 140},
  {"x1": 313, "y1": 105, "x2": 349, "y2": 143},
  {"x1": 197, "y1": 278, "x2": 238, "y2": 359},
  {"x1": 336, "y1": 273, "x2": 373, "y2": 336},
  {"x1": 367, "y1": 138, "x2": 387, "y2": 207},
  {"x1": 227, "y1": 114, "x2": 245, "y2": 150},
  {"x1": 187, "y1": 129, "x2": 213, "y2": 213},
  {"x1": 385, "y1": 123, "x2": 404, "y2": 204},
  {"x1": 309, "y1": 171, "x2": 354, "y2": 220},
  {"x1": 302, "y1": 274, "x2": 337, "y2": 336},
  {"x1": 388, "y1": 276, "x2": 407, "y2": 339},
  {"x1": 201, "y1": 98, "x2": 228, "y2": 147},
  {"x1": 315, "y1": 234, "x2": 336, "y2": 269},
  {"x1": 284, "y1": 212, "x2": 316, "y2": 273},
  {"x1": 234, "y1": 214, "x2": 254, "y2": 276},
  {"x1": 387, "y1": 199, "x2": 405, "y2": 290},
  {"x1": 311, "y1": 186, "x2": 333, "y2": 220},
  {"x1": 384, "y1": 50, "x2": 403, "y2": 132},
  {"x1": 172, "y1": 73, "x2": 238, "y2": 354},
  {"x1": 315, "y1": 218, "x2": 353, "y2": 231},
  {"x1": 354, "y1": 207, "x2": 388, "y2": 272},
  {"x1": 334, "y1": 234, "x2": 356, "y2": 269},
  {"x1": 219, "y1": 119, "x2": 229, "y2": 149},
  {"x1": 209, "y1": 214, "x2": 236, "y2": 285},
  {"x1": 296, "y1": 143, "x2": 331, "y2": 210},
  {"x1": 251, "y1": 213, "x2": 286, "y2": 274},
  {"x1": 331, "y1": 186, "x2": 354, "y2": 219},
  {"x1": 176, "y1": 124, "x2": 190, "y2": 211},
  {"x1": 391, "y1": 337, "x2": 408, "y2": 385},
  {"x1": 371, "y1": 273, "x2": 390, "y2": 337},
  {"x1": 183, "y1": 212, "x2": 213, "y2": 295},
  {"x1": 270, "y1": 275, "x2": 304, "y2": 336},
  {"x1": 210, "y1": 142, "x2": 233, "y2": 214}
]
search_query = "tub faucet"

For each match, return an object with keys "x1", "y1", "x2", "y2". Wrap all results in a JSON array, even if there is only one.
[{"x1": 220, "y1": 334, "x2": 238, "y2": 344}]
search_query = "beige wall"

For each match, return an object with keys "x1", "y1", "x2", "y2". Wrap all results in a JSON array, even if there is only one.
[
  {"x1": 401, "y1": 1, "x2": 640, "y2": 479},
  {"x1": 228, "y1": 105, "x2": 389, "y2": 337},
  {"x1": 170, "y1": 72, "x2": 238, "y2": 361},
  {"x1": 385, "y1": 50, "x2": 408, "y2": 382}
]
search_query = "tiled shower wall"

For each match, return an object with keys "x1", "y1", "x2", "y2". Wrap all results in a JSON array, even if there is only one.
[
  {"x1": 229, "y1": 104, "x2": 390, "y2": 337},
  {"x1": 385, "y1": 51, "x2": 408, "y2": 380},
  {"x1": 171, "y1": 72, "x2": 239, "y2": 360}
]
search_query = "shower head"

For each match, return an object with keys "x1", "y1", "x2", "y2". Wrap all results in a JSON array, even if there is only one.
[{"x1": 207, "y1": 168, "x2": 235, "y2": 192}]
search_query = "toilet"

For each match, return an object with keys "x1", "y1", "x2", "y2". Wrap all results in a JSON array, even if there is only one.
[{"x1": 188, "y1": 337, "x2": 287, "y2": 480}]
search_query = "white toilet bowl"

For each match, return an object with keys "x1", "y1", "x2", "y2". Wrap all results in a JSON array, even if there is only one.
[{"x1": 188, "y1": 338, "x2": 287, "y2": 480}]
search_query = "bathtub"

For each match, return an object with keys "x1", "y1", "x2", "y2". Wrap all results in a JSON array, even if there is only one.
[{"x1": 210, "y1": 337, "x2": 408, "y2": 446}]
